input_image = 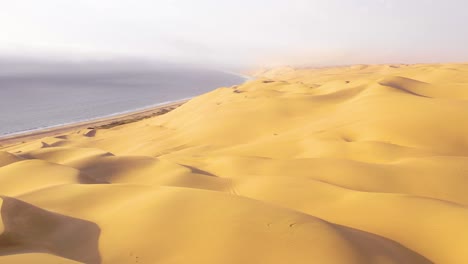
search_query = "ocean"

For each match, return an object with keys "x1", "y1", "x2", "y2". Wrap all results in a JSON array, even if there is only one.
[{"x1": 0, "y1": 60, "x2": 247, "y2": 136}]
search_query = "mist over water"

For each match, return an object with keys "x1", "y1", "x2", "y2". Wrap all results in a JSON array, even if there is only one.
[{"x1": 0, "y1": 59, "x2": 246, "y2": 136}]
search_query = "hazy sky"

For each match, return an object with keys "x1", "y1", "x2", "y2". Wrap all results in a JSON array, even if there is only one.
[{"x1": 1, "y1": 0, "x2": 467, "y2": 67}]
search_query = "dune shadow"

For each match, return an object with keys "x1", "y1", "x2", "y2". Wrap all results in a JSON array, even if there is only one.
[
  {"x1": 181, "y1": 164, "x2": 218, "y2": 177},
  {"x1": 378, "y1": 77, "x2": 431, "y2": 98},
  {"x1": 0, "y1": 196, "x2": 102, "y2": 264},
  {"x1": 84, "y1": 129, "x2": 97, "y2": 137},
  {"x1": 78, "y1": 171, "x2": 110, "y2": 184},
  {"x1": 334, "y1": 223, "x2": 434, "y2": 264}
]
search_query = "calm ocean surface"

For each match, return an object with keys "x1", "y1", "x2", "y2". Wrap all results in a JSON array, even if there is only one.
[{"x1": 0, "y1": 60, "x2": 247, "y2": 136}]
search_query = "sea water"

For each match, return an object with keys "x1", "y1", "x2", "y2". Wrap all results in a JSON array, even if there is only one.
[{"x1": 0, "y1": 59, "x2": 247, "y2": 136}]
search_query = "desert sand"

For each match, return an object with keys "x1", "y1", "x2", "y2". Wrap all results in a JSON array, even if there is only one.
[{"x1": 1, "y1": 63, "x2": 468, "y2": 263}]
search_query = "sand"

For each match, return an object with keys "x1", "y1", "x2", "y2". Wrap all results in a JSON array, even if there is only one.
[
  {"x1": 1, "y1": 63, "x2": 468, "y2": 263},
  {"x1": 0, "y1": 100, "x2": 187, "y2": 147}
]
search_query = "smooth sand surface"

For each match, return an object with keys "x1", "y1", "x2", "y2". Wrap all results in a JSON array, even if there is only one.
[{"x1": 1, "y1": 63, "x2": 468, "y2": 263}]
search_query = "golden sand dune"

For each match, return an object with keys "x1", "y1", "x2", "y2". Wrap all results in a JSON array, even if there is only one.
[
  {"x1": 0, "y1": 152, "x2": 22, "y2": 167},
  {"x1": 1, "y1": 63, "x2": 468, "y2": 263}
]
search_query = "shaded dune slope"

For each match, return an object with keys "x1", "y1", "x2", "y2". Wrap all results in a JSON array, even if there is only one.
[
  {"x1": 1, "y1": 63, "x2": 468, "y2": 263},
  {"x1": 0, "y1": 196, "x2": 101, "y2": 264}
]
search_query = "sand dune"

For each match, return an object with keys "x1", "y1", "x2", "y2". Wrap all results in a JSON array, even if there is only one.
[
  {"x1": 0, "y1": 196, "x2": 101, "y2": 263},
  {"x1": 0, "y1": 152, "x2": 21, "y2": 167},
  {"x1": 1, "y1": 63, "x2": 468, "y2": 263}
]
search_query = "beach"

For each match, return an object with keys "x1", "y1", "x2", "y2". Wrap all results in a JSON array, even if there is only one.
[
  {"x1": 0, "y1": 60, "x2": 247, "y2": 136},
  {"x1": 1, "y1": 63, "x2": 468, "y2": 264},
  {"x1": 0, "y1": 99, "x2": 187, "y2": 147}
]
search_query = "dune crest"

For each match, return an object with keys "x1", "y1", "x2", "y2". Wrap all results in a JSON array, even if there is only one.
[{"x1": 1, "y1": 63, "x2": 468, "y2": 263}]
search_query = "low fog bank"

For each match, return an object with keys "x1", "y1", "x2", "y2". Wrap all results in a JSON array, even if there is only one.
[{"x1": 0, "y1": 57, "x2": 249, "y2": 87}]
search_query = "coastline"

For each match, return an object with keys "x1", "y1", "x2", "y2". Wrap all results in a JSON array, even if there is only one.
[
  {"x1": 0, "y1": 70, "x2": 251, "y2": 147},
  {"x1": 0, "y1": 99, "x2": 189, "y2": 147}
]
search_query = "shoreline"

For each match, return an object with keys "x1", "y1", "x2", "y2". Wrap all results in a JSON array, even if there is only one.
[
  {"x1": 0, "y1": 99, "x2": 189, "y2": 147},
  {"x1": 0, "y1": 71, "x2": 251, "y2": 148}
]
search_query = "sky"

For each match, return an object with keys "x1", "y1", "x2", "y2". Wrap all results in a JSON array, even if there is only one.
[{"x1": 0, "y1": 0, "x2": 467, "y2": 68}]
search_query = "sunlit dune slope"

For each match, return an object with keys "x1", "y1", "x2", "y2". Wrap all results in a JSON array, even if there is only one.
[{"x1": 1, "y1": 63, "x2": 468, "y2": 263}]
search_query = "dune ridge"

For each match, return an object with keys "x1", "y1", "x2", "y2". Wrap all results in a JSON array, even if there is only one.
[{"x1": 1, "y1": 63, "x2": 468, "y2": 263}]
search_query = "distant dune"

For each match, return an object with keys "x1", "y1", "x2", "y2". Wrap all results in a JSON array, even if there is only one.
[{"x1": 1, "y1": 63, "x2": 468, "y2": 263}]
